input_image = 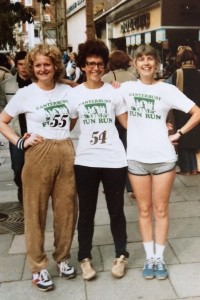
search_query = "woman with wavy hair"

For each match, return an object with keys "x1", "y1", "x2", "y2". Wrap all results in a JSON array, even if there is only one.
[{"x1": 0, "y1": 44, "x2": 77, "y2": 292}]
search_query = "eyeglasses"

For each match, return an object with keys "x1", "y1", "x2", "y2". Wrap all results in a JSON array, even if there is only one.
[{"x1": 85, "y1": 61, "x2": 105, "y2": 69}]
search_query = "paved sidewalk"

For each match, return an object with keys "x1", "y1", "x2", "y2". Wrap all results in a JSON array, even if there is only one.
[{"x1": 1, "y1": 132, "x2": 200, "y2": 300}]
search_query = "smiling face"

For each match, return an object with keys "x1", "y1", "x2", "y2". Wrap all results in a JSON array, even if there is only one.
[
  {"x1": 33, "y1": 54, "x2": 55, "y2": 85},
  {"x1": 135, "y1": 54, "x2": 157, "y2": 81},
  {"x1": 82, "y1": 55, "x2": 105, "y2": 85}
]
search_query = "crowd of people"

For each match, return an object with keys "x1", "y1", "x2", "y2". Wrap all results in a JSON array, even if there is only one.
[{"x1": 0, "y1": 40, "x2": 200, "y2": 292}]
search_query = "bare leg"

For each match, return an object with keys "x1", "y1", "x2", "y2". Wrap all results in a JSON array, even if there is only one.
[
  {"x1": 152, "y1": 169, "x2": 176, "y2": 245},
  {"x1": 128, "y1": 174, "x2": 153, "y2": 242}
]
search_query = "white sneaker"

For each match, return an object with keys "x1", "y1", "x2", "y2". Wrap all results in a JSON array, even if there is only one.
[
  {"x1": 32, "y1": 269, "x2": 54, "y2": 292},
  {"x1": 80, "y1": 258, "x2": 96, "y2": 280},
  {"x1": 57, "y1": 260, "x2": 76, "y2": 278}
]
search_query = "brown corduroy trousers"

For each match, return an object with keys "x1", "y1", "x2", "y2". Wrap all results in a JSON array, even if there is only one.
[{"x1": 22, "y1": 138, "x2": 77, "y2": 273}]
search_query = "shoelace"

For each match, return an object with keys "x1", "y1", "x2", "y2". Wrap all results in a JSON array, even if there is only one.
[
  {"x1": 146, "y1": 258, "x2": 155, "y2": 269},
  {"x1": 60, "y1": 261, "x2": 71, "y2": 272},
  {"x1": 39, "y1": 270, "x2": 50, "y2": 282},
  {"x1": 155, "y1": 259, "x2": 166, "y2": 271}
]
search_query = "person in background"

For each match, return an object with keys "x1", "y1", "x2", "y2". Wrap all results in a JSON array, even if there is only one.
[
  {"x1": 0, "y1": 53, "x2": 13, "y2": 146},
  {"x1": 0, "y1": 51, "x2": 32, "y2": 203},
  {"x1": 0, "y1": 53, "x2": 13, "y2": 83},
  {"x1": 68, "y1": 39, "x2": 129, "y2": 281},
  {"x1": 0, "y1": 44, "x2": 77, "y2": 292},
  {"x1": 172, "y1": 49, "x2": 200, "y2": 175},
  {"x1": 66, "y1": 52, "x2": 82, "y2": 83},
  {"x1": 62, "y1": 50, "x2": 69, "y2": 66},
  {"x1": 102, "y1": 50, "x2": 137, "y2": 198},
  {"x1": 118, "y1": 44, "x2": 200, "y2": 280}
]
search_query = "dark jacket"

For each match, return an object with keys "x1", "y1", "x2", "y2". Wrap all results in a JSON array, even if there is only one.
[{"x1": 172, "y1": 67, "x2": 200, "y2": 149}]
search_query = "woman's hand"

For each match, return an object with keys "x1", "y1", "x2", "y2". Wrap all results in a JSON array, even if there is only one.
[
  {"x1": 23, "y1": 133, "x2": 44, "y2": 149},
  {"x1": 166, "y1": 122, "x2": 173, "y2": 132},
  {"x1": 168, "y1": 132, "x2": 180, "y2": 145},
  {"x1": 110, "y1": 81, "x2": 121, "y2": 89}
]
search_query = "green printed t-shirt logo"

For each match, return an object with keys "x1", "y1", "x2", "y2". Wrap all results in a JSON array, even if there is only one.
[
  {"x1": 82, "y1": 100, "x2": 112, "y2": 124},
  {"x1": 130, "y1": 95, "x2": 161, "y2": 120},
  {"x1": 42, "y1": 102, "x2": 69, "y2": 128}
]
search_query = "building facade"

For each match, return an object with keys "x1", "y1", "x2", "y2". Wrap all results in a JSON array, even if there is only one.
[{"x1": 94, "y1": 0, "x2": 200, "y2": 63}]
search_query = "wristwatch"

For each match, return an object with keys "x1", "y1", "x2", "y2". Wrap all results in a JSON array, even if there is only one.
[{"x1": 177, "y1": 129, "x2": 183, "y2": 136}]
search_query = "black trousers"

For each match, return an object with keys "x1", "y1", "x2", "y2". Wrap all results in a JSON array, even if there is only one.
[
  {"x1": 9, "y1": 142, "x2": 24, "y2": 202},
  {"x1": 74, "y1": 165, "x2": 129, "y2": 262}
]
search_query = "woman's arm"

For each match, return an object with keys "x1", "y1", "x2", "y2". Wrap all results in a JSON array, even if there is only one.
[
  {"x1": 70, "y1": 118, "x2": 78, "y2": 131},
  {"x1": 0, "y1": 110, "x2": 44, "y2": 148},
  {"x1": 59, "y1": 78, "x2": 79, "y2": 87},
  {"x1": 0, "y1": 111, "x2": 19, "y2": 145},
  {"x1": 116, "y1": 112, "x2": 127, "y2": 129},
  {"x1": 74, "y1": 67, "x2": 81, "y2": 83}
]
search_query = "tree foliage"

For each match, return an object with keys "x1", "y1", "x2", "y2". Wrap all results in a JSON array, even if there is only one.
[{"x1": 0, "y1": 0, "x2": 37, "y2": 50}]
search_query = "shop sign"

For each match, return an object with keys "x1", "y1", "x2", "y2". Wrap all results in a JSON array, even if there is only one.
[
  {"x1": 120, "y1": 13, "x2": 150, "y2": 33},
  {"x1": 67, "y1": 0, "x2": 85, "y2": 15}
]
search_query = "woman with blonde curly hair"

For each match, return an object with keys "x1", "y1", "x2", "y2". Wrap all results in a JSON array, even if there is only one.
[{"x1": 0, "y1": 44, "x2": 77, "y2": 292}]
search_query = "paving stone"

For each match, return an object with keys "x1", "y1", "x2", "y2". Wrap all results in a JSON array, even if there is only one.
[
  {"x1": 0, "y1": 190, "x2": 18, "y2": 203},
  {"x1": 0, "y1": 276, "x2": 86, "y2": 300},
  {"x1": 169, "y1": 237, "x2": 200, "y2": 263},
  {"x1": 176, "y1": 187, "x2": 200, "y2": 201},
  {"x1": 169, "y1": 201, "x2": 200, "y2": 218},
  {"x1": 86, "y1": 269, "x2": 177, "y2": 300},
  {"x1": 169, "y1": 263, "x2": 200, "y2": 298},
  {"x1": 0, "y1": 234, "x2": 13, "y2": 255},
  {"x1": 169, "y1": 217, "x2": 200, "y2": 239},
  {"x1": 0, "y1": 254, "x2": 26, "y2": 282}
]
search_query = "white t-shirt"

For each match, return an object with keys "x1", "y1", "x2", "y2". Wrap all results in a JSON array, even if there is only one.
[
  {"x1": 68, "y1": 82, "x2": 127, "y2": 168},
  {"x1": 5, "y1": 82, "x2": 72, "y2": 140},
  {"x1": 119, "y1": 80, "x2": 195, "y2": 163}
]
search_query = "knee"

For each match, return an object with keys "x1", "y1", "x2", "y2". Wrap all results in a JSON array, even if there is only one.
[
  {"x1": 138, "y1": 205, "x2": 152, "y2": 219},
  {"x1": 154, "y1": 205, "x2": 168, "y2": 219}
]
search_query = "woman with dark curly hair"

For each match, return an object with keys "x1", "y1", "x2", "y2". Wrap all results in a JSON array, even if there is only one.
[
  {"x1": 102, "y1": 50, "x2": 137, "y2": 198},
  {"x1": 68, "y1": 39, "x2": 129, "y2": 281},
  {"x1": 0, "y1": 44, "x2": 77, "y2": 292}
]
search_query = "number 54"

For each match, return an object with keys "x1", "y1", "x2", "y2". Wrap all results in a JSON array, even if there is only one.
[{"x1": 90, "y1": 131, "x2": 107, "y2": 145}]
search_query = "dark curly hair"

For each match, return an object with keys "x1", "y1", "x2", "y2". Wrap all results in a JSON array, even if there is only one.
[{"x1": 77, "y1": 39, "x2": 109, "y2": 69}]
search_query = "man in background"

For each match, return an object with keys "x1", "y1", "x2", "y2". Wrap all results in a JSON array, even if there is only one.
[{"x1": 0, "y1": 51, "x2": 32, "y2": 203}]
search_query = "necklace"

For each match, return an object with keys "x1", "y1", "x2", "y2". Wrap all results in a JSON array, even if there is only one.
[
  {"x1": 43, "y1": 86, "x2": 57, "y2": 102},
  {"x1": 35, "y1": 82, "x2": 56, "y2": 103}
]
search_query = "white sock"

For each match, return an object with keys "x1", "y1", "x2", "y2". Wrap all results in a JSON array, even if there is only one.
[
  {"x1": 143, "y1": 241, "x2": 154, "y2": 260},
  {"x1": 155, "y1": 243, "x2": 165, "y2": 260}
]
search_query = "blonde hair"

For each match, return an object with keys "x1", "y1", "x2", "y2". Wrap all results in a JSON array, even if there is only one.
[{"x1": 25, "y1": 44, "x2": 64, "y2": 82}]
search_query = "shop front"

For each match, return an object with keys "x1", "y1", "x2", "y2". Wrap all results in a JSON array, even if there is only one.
[{"x1": 94, "y1": 0, "x2": 200, "y2": 76}]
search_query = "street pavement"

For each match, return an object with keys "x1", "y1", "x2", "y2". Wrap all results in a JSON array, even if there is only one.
[{"x1": 1, "y1": 128, "x2": 200, "y2": 300}]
